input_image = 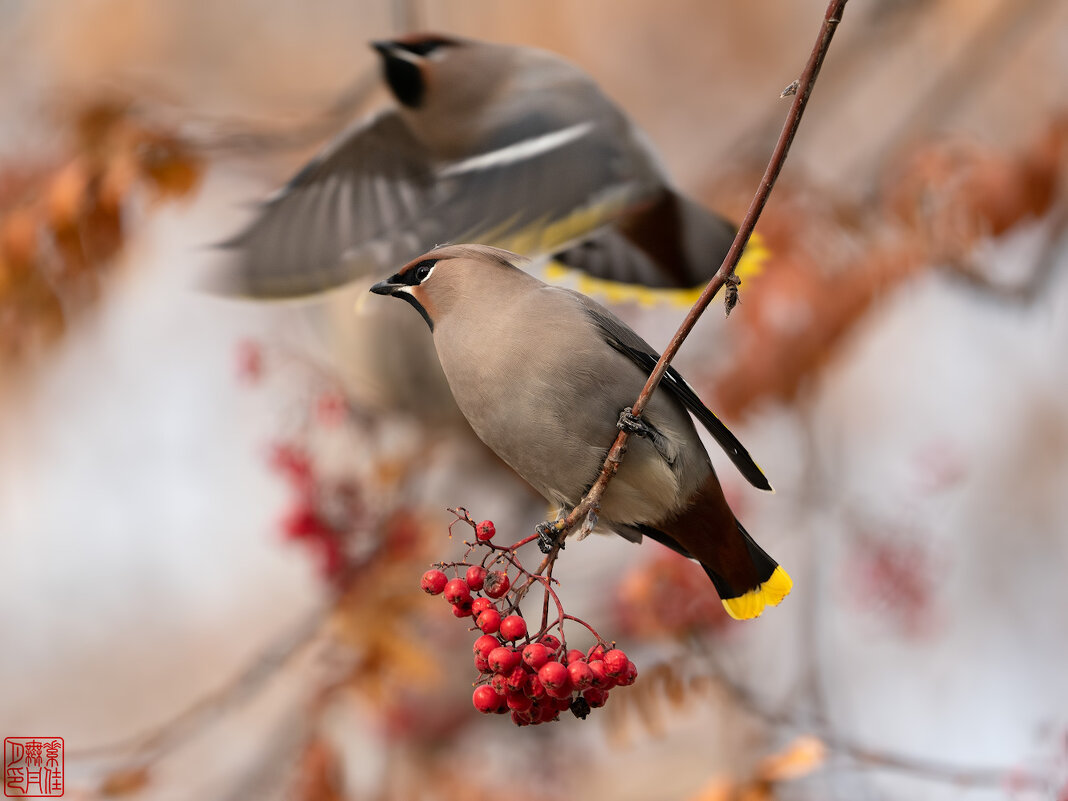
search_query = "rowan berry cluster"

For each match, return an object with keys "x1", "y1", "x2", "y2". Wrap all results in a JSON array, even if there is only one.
[
  {"x1": 272, "y1": 443, "x2": 349, "y2": 582},
  {"x1": 421, "y1": 510, "x2": 638, "y2": 726}
]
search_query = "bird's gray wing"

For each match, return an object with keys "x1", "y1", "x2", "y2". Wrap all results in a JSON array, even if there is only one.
[
  {"x1": 573, "y1": 292, "x2": 772, "y2": 491},
  {"x1": 432, "y1": 117, "x2": 644, "y2": 259},
  {"x1": 214, "y1": 111, "x2": 437, "y2": 298},
  {"x1": 551, "y1": 190, "x2": 738, "y2": 289},
  {"x1": 214, "y1": 110, "x2": 651, "y2": 299}
]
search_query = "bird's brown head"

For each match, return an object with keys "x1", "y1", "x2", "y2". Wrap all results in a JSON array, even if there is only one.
[{"x1": 369, "y1": 245, "x2": 529, "y2": 332}]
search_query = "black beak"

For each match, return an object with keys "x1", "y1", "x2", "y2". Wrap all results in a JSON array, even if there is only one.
[
  {"x1": 369, "y1": 276, "x2": 434, "y2": 331},
  {"x1": 369, "y1": 279, "x2": 401, "y2": 296}
]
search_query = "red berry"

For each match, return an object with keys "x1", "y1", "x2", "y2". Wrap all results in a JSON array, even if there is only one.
[
  {"x1": 490, "y1": 674, "x2": 508, "y2": 695},
  {"x1": 465, "y1": 565, "x2": 487, "y2": 591},
  {"x1": 587, "y1": 644, "x2": 606, "y2": 662},
  {"x1": 452, "y1": 601, "x2": 473, "y2": 618},
  {"x1": 617, "y1": 660, "x2": 638, "y2": 686},
  {"x1": 505, "y1": 666, "x2": 529, "y2": 694},
  {"x1": 420, "y1": 569, "x2": 448, "y2": 595},
  {"x1": 587, "y1": 660, "x2": 616, "y2": 689},
  {"x1": 536, "y1": 702, "x2": 559, "y2": 723},
  {"x1": 488, "y1": 646, "x2": 520, "y2": 675},
  {"x1": 471, "y1": 598, "x2": 494, "y2": 616},
  {"x1": 568, "y1": 661, "x2": 594, "y2": 690},
  {"x1": 282, "y1": 507, "x2": 326, "y2": 541},
  {"x1": 499, "y1": 615, "x2": 527, "y2": 641},
  {"x1": 552, "y1": 695, "x2": 574, "y2": 712},
  {"x1": 271, "y1": 444, "x2": 313, "y2": 489},
  {"x1": 538, "y1": 634, "x2": 561, "y2": 654},
  {"x1": 604, "y1": 649, "x2": 628, "y2": 677},
  {"x1": 475, "y1": 520, "x2": 496, "y2": 541},
  {"x1": 526, "y1": 675, "x2": 547, "y2": 700},
  {"x1": 564, "y1": 648, "x2": 585, "y2": 665},
  {"x1": 474, "y1": 653, "x2": 491, "y2": 673},
  {"x1": 522, "y1": 643, "x2": 549, "y2": 671},
  {"x1": 582, "y1": 688, "x2": 609, "y2": 708},
  {"x1": 510, "y1": 710, "x2": 532, "y2": 726},
  {"x1": 538, "y1": 661, "x2": 569, "y2": 690},
  {"x1": 545, "y1": 681, "x2": 573, "y2": 701},
  {"x1": 473, "y1": 685, "x2": 503, "y2": 713},
  {"x1": 473, "y1": 634, "x2": 500, "y2": 659},
  {"x1": 506, "y1": 690, "x2": 532, "y2": 712},
  {"x1": 476, "y1": 609, "x2": 501, "y2": 634},
  {"x1": 443, "y1": 578, "x2": 471, "y2": 606},
  {"x1": 484, "y1": 571, "x2": 511, "y2": 598}
]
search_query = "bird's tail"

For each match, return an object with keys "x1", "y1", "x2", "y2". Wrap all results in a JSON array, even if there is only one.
[
  {"x1": 703, "y1": 520, "x2": 792, "y2": 621},
  {"x1": 652, "y1": 475, "x2": 792, "y2": 621}
]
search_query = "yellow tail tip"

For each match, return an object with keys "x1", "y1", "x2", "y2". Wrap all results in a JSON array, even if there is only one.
[{"x1": 721, "y1": 565, "x2": 793, "y2": 621}]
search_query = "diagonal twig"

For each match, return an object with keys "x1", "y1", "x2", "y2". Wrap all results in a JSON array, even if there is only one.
[{"x1": 550, "y1": 0, "x2": 852, "y2": 541}]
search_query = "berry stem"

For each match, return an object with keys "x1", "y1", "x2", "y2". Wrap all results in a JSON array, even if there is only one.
[
  {"x1": 562, "y1": 614, "x2": 603, "y2": 642},
  {"x1": 540, "y1": 555, "x2": 556, "y2": 633}
]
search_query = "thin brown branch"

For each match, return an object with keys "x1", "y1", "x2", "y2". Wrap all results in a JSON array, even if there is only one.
[{"x1": 550, "y1": 0, "x2": 851, "y2": 541}]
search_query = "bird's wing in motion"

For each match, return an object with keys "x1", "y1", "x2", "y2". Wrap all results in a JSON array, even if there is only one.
[
  {"x1": 551, "y1": 190, "x2": 738, "y2": 289},
  {"x1": 213, "y1": 110, "x2": 645, "y2": 298},
  {"x1": 575, "y1": 294, "x2": 772, "y2": 491}
]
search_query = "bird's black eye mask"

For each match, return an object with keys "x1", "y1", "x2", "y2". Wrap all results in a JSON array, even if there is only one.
[
  {"x1": 381, "y1": 56, "x2": 425, "y2": 108},
  {"x1": 391, "y1": 259, "x2": 437, "y2": 286},
  {"x1": 374, "y1": 259, "x2": 437, "y2": 331},
  {"x1": 375, "y1": 37, "x2": 458, "y2": 108}
]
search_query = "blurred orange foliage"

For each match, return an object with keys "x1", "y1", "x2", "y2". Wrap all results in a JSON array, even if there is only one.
[
  {"x1": 0, "y1": 100, "x2": 201, "y2": 369},
  {"x1": 709, "y1": 117, "x2": 1067, "y2": 419},
  {"x1": 616, "y1": 549, "x2": 730, "y2": 639},
  {"x1": 689, "y1": 736, "x2": 826, "y2": 801}
]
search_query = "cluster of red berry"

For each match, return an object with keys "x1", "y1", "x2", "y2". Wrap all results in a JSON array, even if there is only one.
[
  {"x1": 421, "y1": 515, "x2": 637, "y2": 726},
  {"x1": 271, "y1": 442, "x2": 350, "y2": 582}
]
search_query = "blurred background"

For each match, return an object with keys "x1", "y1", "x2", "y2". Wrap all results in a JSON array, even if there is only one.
[{"x1": 2, "y1": 0, "x2": 1067, "y2": 799}]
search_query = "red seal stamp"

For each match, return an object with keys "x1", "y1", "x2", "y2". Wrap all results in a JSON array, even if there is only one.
[{"x1": 4, "y1": 738, "x2": 63, "y2": 797}]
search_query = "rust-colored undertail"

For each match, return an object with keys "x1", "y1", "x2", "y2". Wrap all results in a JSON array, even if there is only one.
[{"x1": 650, "y1": 474, "x2": 791, "y2": 620}]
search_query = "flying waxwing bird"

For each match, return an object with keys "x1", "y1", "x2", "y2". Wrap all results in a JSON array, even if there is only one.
[
  {"x1": 213, "y1": 33, "x2": 741, "y2": 299},
  {"x1": 369, "y1": 245, "x2": 791, "y2": 621}
]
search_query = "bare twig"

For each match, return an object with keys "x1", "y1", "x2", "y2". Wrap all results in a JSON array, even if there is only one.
[{"x1": 548, "y1": 0, "x2": 851, "y2": 543}]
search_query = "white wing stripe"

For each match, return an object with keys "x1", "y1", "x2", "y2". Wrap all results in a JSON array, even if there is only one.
[{"x1": 437, "y1": 122, "x2": 595, "y2": 177}]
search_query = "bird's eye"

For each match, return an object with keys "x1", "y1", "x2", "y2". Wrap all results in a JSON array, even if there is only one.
[
  {"x1": 414, "y1": 262, "x2": 433, "y2": 283},
  {"x1": 398, "y1": 258, "x2": 436, "y2": 286}
]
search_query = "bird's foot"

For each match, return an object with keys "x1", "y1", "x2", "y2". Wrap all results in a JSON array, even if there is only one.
[
  {"x1": 536, "y1": 520, "x2": 566, "y2": 554},
  {"x1": 618, "y1": 407, "x2": 653, "y2": 438},
  {"x1": 617, "y1": 407, "x2": 676, "y2": 466}
]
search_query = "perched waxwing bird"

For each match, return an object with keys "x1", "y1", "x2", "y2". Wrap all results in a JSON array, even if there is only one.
[
  {"x1": 212, "y1": 33, "x2": 742, "y2": 299},
  {"x1": 369, "y1": 245, "x2": 791, "y2": 621}
]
